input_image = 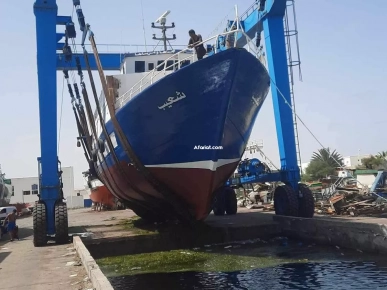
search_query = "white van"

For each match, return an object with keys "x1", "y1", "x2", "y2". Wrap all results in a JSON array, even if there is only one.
[{"x1": 0, "y1": 206, "x2": 17, "y2": 221}]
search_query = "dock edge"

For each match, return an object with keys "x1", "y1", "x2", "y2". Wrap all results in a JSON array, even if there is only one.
[
  {"x1": 273, "y1": 215, "x2": 387, "y2": 254},
  {"x1": 73, "y1": 236, "x2": 114, "y2": 290}
]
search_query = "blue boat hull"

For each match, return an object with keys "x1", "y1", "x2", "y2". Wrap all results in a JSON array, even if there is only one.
[{"x1": 96, "y1": 48, "x2": 270, "y2": 220}]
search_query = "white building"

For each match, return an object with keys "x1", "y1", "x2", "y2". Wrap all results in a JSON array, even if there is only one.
[
  {"x1": 74, "y1": 187, "x2": 90, "y2": 198},
  {"x1": 343, "y1": 154, "x2": 371, "y2": 169},
  {"x1": 356, "y1": 170, "x2": 378, "y2": 188},
  {"x1": 8, "y1": 166, "x2": 83, "y2": 208}
]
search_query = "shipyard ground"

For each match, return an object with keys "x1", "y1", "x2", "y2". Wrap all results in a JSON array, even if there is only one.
[
  {"x1": 75, "y1": 208, "x2": 387, "y2": 257},
  {"x1": 1, "y1": 208, "x2": 387, "y2": 290},
  {"x1": 0, "y1": 215, "x2": 94, "y2": 290}
]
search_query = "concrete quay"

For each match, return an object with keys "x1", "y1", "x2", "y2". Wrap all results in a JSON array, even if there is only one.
[{"x1": 2, "y1": 207, "x2": 387, "y2": 290}]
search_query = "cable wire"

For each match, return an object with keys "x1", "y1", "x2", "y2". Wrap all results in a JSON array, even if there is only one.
[
  {"x1": 57, "y1": 75, "x2": 65, "y2": 155},
  {"x1": 269, "y1": 77, "x2": 387, "y2": 201}
]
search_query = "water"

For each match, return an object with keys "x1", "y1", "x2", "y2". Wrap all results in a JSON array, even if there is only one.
[
  {"x1": 100, "y1": 239, "x2": 387, "y2": 290},
  {"x1": 110, "y1": 261, "x2": 387, "y2": 290}
]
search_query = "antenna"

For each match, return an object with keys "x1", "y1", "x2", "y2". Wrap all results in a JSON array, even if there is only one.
[
  {"x1": 151, "y1": 10, "x2": 176, "y2": 51},
  {"x1": 140, "y1": 0, "x2": 148, "y2": 52}
]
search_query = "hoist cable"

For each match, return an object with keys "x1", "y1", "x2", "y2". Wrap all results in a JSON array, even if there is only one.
[{"x1": 57, "y1": 75, "x2": 65, "y2": 155}]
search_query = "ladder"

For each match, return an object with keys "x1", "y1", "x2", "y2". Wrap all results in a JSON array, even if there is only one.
[{"x1": 283, "y1": 0, "x2": 303, "y2": 171}]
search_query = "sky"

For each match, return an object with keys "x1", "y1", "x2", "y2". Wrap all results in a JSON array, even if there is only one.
[{"x1": 0, "y1": 0, "x2": 386, "y2": 188}]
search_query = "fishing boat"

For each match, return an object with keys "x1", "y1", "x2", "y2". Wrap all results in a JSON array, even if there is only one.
[
  {"x1": 81, "y1": 8, "x2": 270, "y2": 223},
  {"x1": 85, "y1": 176, "x2": 115, "y2": 209},
  {"x1": 0, "y1": 166, "x2": 11, "y2": 207}
]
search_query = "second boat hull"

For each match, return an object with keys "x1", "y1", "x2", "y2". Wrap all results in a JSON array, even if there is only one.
[{"x1": 89, "y1": 185, "x2": 115, "y2": 208}]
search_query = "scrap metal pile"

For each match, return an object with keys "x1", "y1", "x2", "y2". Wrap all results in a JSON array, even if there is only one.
[
  {"x1": 236, "y1": 177, "x2": 387, "y2": 217},
  {"x1": 236, "y1": 182, "x2": 276, "y2": 211},
  {"x1": 309, "y1": 177, "x2": 387, "y2": 217}
]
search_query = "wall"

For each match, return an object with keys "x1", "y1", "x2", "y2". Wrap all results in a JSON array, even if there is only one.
[
  {"x1": 343, "y1": 156, "x2": 352, "y2": 168},
  {"x1": 9, "y1": 176, "x2": 39, "y2": 204},
  {"x1": 65, "y1": 196, "x2": 84, "y2": 209},
  {"x1": 62, "y1": 167, "x2": 74, "y2": 198},
  {"x1": 9, "y1": 167, "x2": 76, "y2": 205},
  {"x1": 70, "y1": 188, "x2": 92, "y2": 209},
  {"x1": 74, "y1": 188, "x2": 90, "y2": 198},
  {"x1": 273, "y1": 215, "x2": 387, "y2": 255},
  {"x1": 357, "y1": 174, "x2": 377, "y2": 188},
  {"x1": 343, "y1": 154, "x2": 372, "y2": 168}
]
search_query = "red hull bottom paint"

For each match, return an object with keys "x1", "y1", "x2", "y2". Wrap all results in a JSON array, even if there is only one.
[
  {"x1": 99, "y1": 160, "x2": 239, "y2": 220},
  {"x1": 89, "y1": 186, "x2": 115, "y2": 208}
]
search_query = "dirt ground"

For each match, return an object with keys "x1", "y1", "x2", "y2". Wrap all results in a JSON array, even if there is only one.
[
  {"x1": 0, "y1": 214, "x2": 94, "y2": 290},
  {"x1": 67, "y1": 207, "x2": 387, "y2": 241},
  {"x1": 64, "y1": 206, "x2": 387, "y2": 243},
  {"x1": 68, "y1": 207, "x2": 277, "y2": 241}
]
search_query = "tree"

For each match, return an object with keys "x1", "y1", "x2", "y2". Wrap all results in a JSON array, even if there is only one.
[
  {"x1": 377, "y1": 151, "x2": 387, "y2": 160},
  {"x1": 359, "y1": 155, "x2": 387, "y2": 170},
  {"x1": 303, "y1": 148, "x2": 343, "y2": 181},
  {"x1": 311, "y1": 148, "x2": 344, "y2": 167}
]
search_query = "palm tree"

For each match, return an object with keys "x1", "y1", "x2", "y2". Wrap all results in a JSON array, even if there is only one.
[
  {"x1": 311, "y1": 148, "x2": 343, "y2": 167},
  {"x1": 377, "y1": 151, "x2": 387, "y2": 160}
]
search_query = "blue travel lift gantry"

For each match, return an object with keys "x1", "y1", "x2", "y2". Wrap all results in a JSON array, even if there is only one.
[
  {"x1": 32, "y1": 0, "x2": 314, "y2": 246},
  {"x1": 213, "y1": 0, "x2": 315, "y2": 218},
  {"x1": 33, "y1": 0, "x2": 120, "y2": 247},
  {"x1": 369, "y1": 170, "x2": 387, "y2": 200}
]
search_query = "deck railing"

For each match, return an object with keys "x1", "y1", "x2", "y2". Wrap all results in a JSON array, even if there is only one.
[
  {"x1": 116, "y1": 5, "x2": 265, "y2": 109},
  {"x1": 69, "y1": 43, "x2": 188, "y2": 54},
  {"x1": 240, "y1": 1, "x2": 259, "y2": 21}
]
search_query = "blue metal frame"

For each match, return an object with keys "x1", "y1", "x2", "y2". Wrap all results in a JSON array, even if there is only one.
[
  {"x1": 225, "y1": 0, "x2": 300, "y2": 190},
  {"x1": 369, "y1": 170, "x2": 387, "y2": 199},
  {"x1": 33, "y1": 0, "x2": 124, "y2": 236},
  {"x1": 370, "y1": 170, "x2": 384, "y2": 193},
  {"x1": 263, "y1": 0, "x2": 300, "y2": 189},
  {"x1": 56, "y1": 53, "x2": 123, "y2": 70},
  {"x1": 34, "y1": 0, "x2": 61, "y2": 235},
  {"x1": 34, "y1": 0, "x2": 300, "y2": 236}
]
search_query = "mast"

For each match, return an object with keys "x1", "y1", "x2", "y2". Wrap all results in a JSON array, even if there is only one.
[
  {"x1": 0, "y1": 164, "x2": 4, "y2": 181},
  {"x1": 151, "y1": 10, "x2": 176, "y2": 51}
]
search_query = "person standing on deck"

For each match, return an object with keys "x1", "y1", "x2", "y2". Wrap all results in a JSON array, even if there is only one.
[
  {"x1": 3, "y1": 209, "x2": 19, "y2": 241},
  {"x1": 188, "y1": 29, "x2": 207, "y2": 60}
]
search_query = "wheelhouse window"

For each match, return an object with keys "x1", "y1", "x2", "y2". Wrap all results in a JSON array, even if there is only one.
[
  {"x1": 166, "y1": 60, "x2": 174, "y2": 71},
  {"x1": 157, "y1": 60, "x2": 164, "y2": 71},
  {"x1": 110, "y1": 132, "x2": 118, "y2": 148},
  {"x1": 181, "y1": 60, "x2": 191, "y2": 68},
  {"x1": 148, "y1": 63, "x2": 154, "y2": 70},
  {"x1": 103, "y1": 139, "x2": 110, "y2": 157},
  {"x1": 135, "y1": 61, "x2": 145, "y2": 73}
]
